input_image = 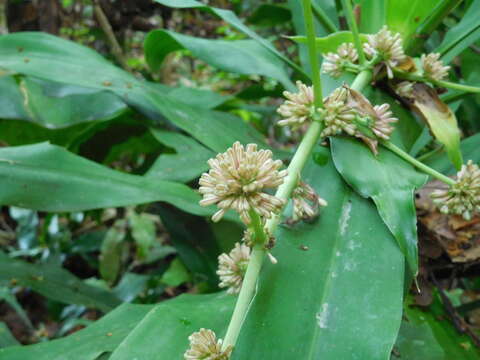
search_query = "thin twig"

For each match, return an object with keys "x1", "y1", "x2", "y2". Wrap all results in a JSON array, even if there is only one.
[
  {"x1": 0, "y1": 0, "x2": 8, "y2": 35},
  {"x1": 93, "y1": 0, "x2": 131, "y2": 71}
]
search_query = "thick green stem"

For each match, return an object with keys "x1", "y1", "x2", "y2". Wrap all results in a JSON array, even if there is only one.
[
  {"x1": 312, "y1": 2, "x2": 338, "y2": 34},
  {"x1": 394, "y1": 71, "x2": 480, "y2": 94},
  {"x1": 302, "y1": 0, "x2": 324, "y2": 107},
  {"x1": 381, "y1": 141, "x2": 456, "y2": 185},
  {"x1": 340, "y1": 0, "x2": 366, "y2": 65},
  {"x1": 221, "y1": 211, "x2": 267, "y2": 350},
  {"x1": 350, "y1": 69, "x2": 372, "y2": 91}
]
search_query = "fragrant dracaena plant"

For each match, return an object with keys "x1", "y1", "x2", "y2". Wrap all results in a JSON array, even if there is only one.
[{"x1": 2, "y1": 0, "x2": 480, "y2": 359}]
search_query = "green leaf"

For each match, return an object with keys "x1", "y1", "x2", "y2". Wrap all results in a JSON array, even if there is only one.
[
  {"x1": 0, "y1": 76, "x2": 29, "y2": 120},
  {"x1": 331, "y1": 137, "x2": 427, "y2": 276},
  {"x1": 144, "y1": 30, "x2": 294, "y2": 90},
  {"x1": 0, "y1": 32, "x2": 271, "y2": 155},
  {"x1": 0, "y1": 287, "x2": 33, "y2": 329},
  {"x1": 0, "y1": 322, "x2": 19, "y2": 348},
  {"x1": 386, "y1": 0, "x2": 439, "y2": 48},
  {"x1": 127, "y1": 211, "x2": 157, "y2": 259},
  {"x1": 152, "y1": 0, "x2": 307, "y2": 79},
  {"x1": 393, "y1": 295, "x2": 480, "y2": 359},
  {"x1": 113, "y1": 273, "x2": 149, "y2": 303},
  {"x1": 436, "y1": 0, "x2": 480, "y2": 63},
  {"x1": 0, "y1": 302, "x2": 154, "y2": 359},
  {"x1": 247, "y1": 4, "x2": 291, "y2": 26},
  {"x1": 146, "y1": 129, "x2": 214, "y2": 183},
  {"x1": 0, "y1": 292, "x2": 234, "y2": 359},
  {"x1": 17, "y1": 77, "x2": 127, "y2": 128},
  {"x1": 156, "y1": 205, "x2": 222, "y2": 287},
  {"x1": 290, "y1": 31, "x2": 368, "y2": 54},
  {"x1": 100, "y1": 220, "x2": 127, "y2": 285},
  {"x1": 0, "y1": 252, "x2": 121, "y2": 312},
  {"x1": 234, "y1": 148, "x2": 404, "y2": 359},
  {"x1": 160, "y1": 258, "x2": 191, "y2": 287},
  {"x1": 0, "y1": 142, "x2": 223, "y2": 216},
  {"x1": 424, "y1": 133, "x2": 480, "y2": 175},
  {"x1": 354, "y1": 0, "x2": 386, "y2": 33}
]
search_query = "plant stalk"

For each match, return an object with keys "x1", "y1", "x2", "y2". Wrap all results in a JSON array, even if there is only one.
[
  {"x1": 302, "y1": 0, "x2": 324, "y2": 107},
  {"x1": 221, "y1": 72, "x2": 374, "y2": 352},
  {"x1": 381, "y1": 141, "x2": 456, "y2": 185},
  {"x1": 340, "y1": 0, "x2": 366, "y2": 65},
  {"x1": 394, "y1": 70, "x2": 480, "y2": 94}
]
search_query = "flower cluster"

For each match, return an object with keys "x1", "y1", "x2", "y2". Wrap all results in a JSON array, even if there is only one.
[
  {"x1": 321, "y1": 87, "x2": 357, "y2": 137},
  {"x1": 184, "y1": 328, "x2": 232, "y2": 360},
  {"x1": 217, "y1": 242, "x2": 251, "y2": 295},
  {"x1": 320, "y1": 86, "x2": 398, "y2": 153},
  {"x1": 420, "y1": 53, "x2": 450, "y2": 81},
  {"x1": 431, "y1": 160, "x2": 480, "y2": 220},
  {"x1": 277, "y1": 81, "x2": 314, "y2": 129},
  {"x1": 292, "y1": 181, "x2": 327, "y2": 222},
  {"x1": 199, "y1": 142, "x2": 287, "y2": 224},
  {"x1": 322, "y1": 43, "x2": 359, "y2": 78},
  {"x1": 363, "y1": 26, "x2": 406, "y2": 78}
]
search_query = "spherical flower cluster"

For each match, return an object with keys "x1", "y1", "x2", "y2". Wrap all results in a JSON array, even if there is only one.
[
  {"x1": 217, "y1": 242, "x2": 251, "y2": 295},
  {"x1": 322, "y1": 43, "x2": 359, "y2": 78},
  {"x1": 292, "y1": 181, "x2": 327, "y2": 222},
  {"x1": 320, "y1": 86, "x2": 398, "y2": 150},
  {"x1": 199, "y1": 142, "x2": 287, "y2": 224},
  {"x1": 431, "y1": 160, "x2": 480, "y2": 220},
  {"x1": 421, "y1": 53, "x2": 450, "y2": 81},
  {"x1": 395, "y1": 81, "x2": 414, "y2": 99},
  {"x1": 277, "y1": 81, "x2": 314, "y2": 129},
  {"x1": 321, "y1": 87, "x2": 357, "y2": 137},
  {"x1": 184, "y1": 328, "x2": 232, "y2": 360},
  {"x1": 363, "y1": 26, "x2": 406, "y2": 78}
]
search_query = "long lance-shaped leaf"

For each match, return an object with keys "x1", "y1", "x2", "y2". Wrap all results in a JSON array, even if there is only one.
[
  {"x1": 153, "y1": 0, "x2": 308, "y2": 80},
  {"x1": 0, "y1": 142, "x2": 229, "y2": 219},
  {"x1": 233, "y1": 148, "x2": 404, "y2": 359},
  {"x1": 0, "y1": 293, "x2": 234, "y2": 360},
  {"x1": 144, "y1": 30, "x2": 295, "y2": 90},
  {"x1": 0, "y1": 32, "x2": 272, "y2": 154}
]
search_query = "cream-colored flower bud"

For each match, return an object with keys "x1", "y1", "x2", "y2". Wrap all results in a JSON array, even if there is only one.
[
  {"x1": 199, "y1": 142, "x2": 287, "y2": 224},
  {"x1": 431, "y1": 160, "x2": 480, "y2": 220},
  {"x1": 371, "y1": 103, "x2": 397, "y2": 140},
  {"x1": 184, "y1": 328, "x2": 232, "y2": 360},
  {"x1": 321, "y1": 87, "x2": 357, "y2": 137},
  {"x1": 395, "y1": 81, "x2": 415, "y2": 99},
  {"x1": 277, "y1": 81, "x2": 314, "y2": 129},
  {"x1": 363, "y1": 26, "x2": 406, "y2": 78},
  {"x1": 322, "y1": 43, "x2": 359, "y2": 78},
  {"x1": 292, "y1": 181, "x2": 327, "y2": 222},
  {"x1": 217, "y1": 242, "x2": 251, "y2": 295},
  {"x1": 421, "y1": 53, "x2": 450, "y2": 81}
]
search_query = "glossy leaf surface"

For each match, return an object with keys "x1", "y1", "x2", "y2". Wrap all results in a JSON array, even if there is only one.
[
  {"x1": 147, "y1": 129, "x2": 214, "y2": 183},
  {"x1": 0, "y1": 293, "x2": 234, "y2": 359},
  {"x1": 0, "y1": 32, "x2": 270, "y2": 154},
  {"x1": 234, "y1": 148, "x2": 405, "y2": 359},
  {"x1": 0, "y1": 142, "x2": 220, "y2": 217},
  {"x1": 331, "y1": 137, "x2": 427, "y2": 275}
]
